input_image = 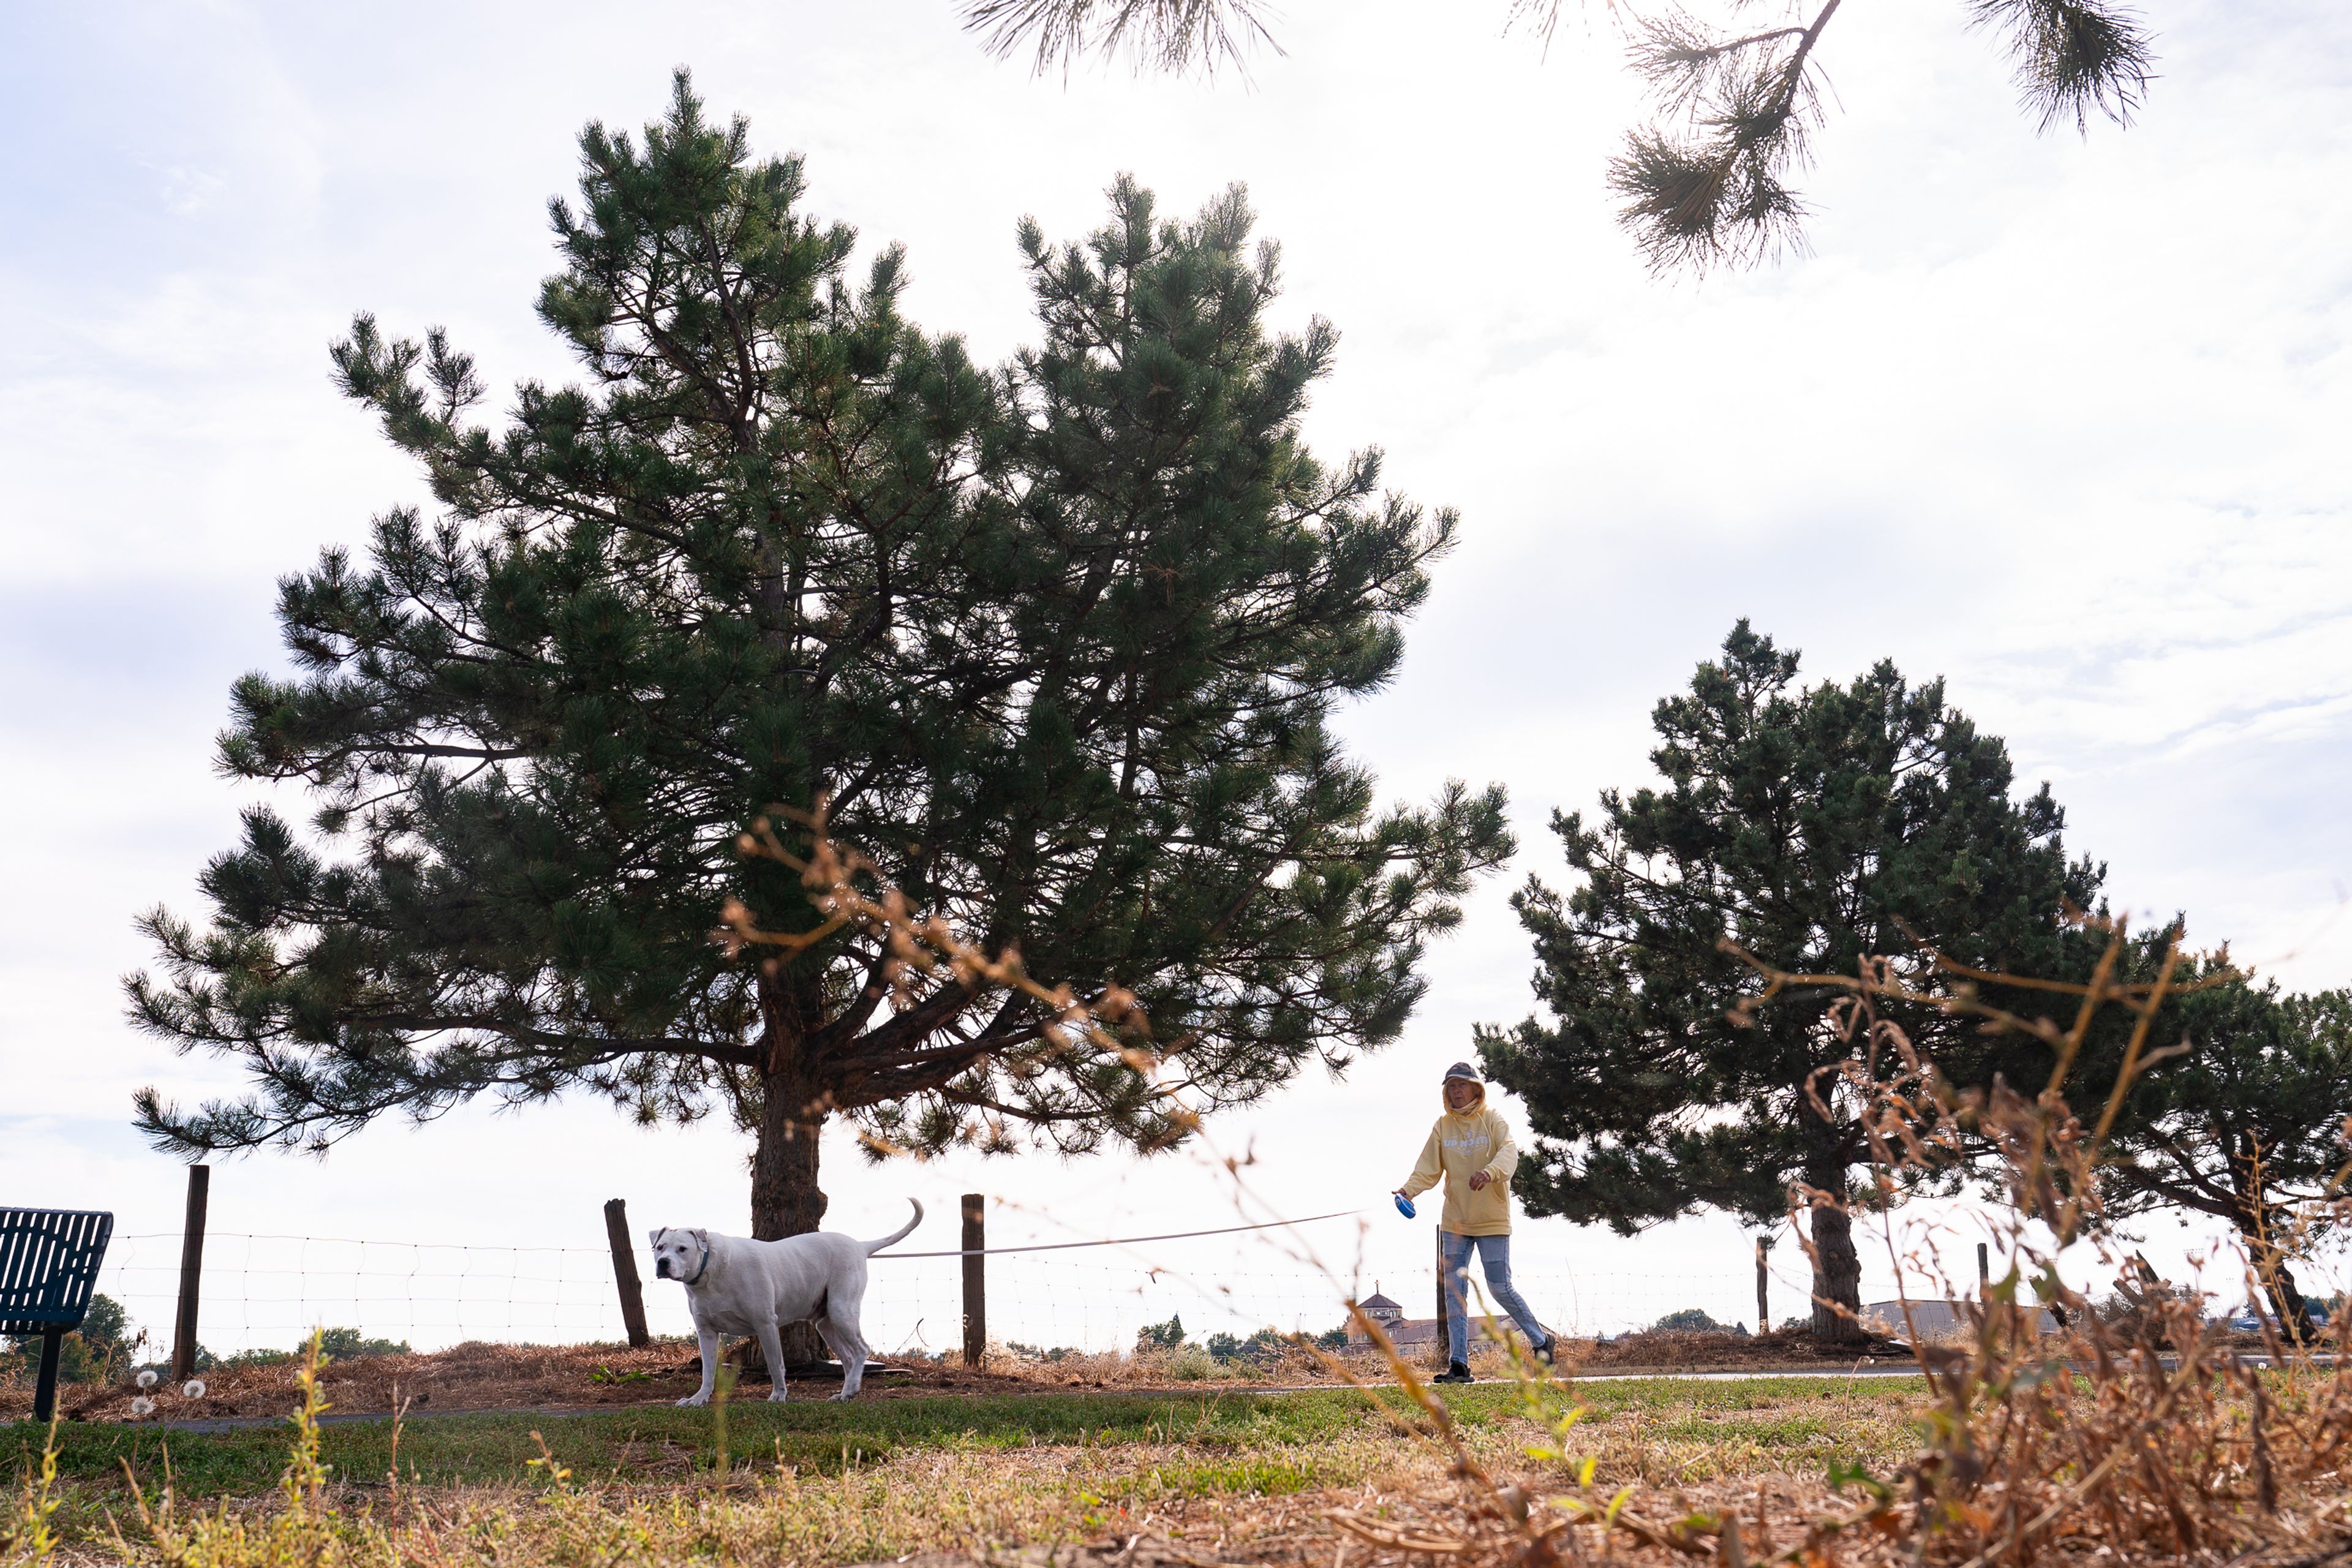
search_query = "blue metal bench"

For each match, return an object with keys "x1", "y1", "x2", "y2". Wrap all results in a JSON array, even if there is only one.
[{"x1": 2, "y1": 1208, "x2": 115, "y2": 1422}]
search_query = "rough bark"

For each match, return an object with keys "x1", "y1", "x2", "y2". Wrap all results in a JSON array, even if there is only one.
[
  {"x1": 747, "y1": 968, "x2": 834, "y2": 1368},
  {"x1": 1808, "y1": 1202, "x2": 1866, "y2": 1341},
  {"x1": 750, "y1": 1068, "x2": 830, "y2": 1240},
  {"x1": 1797, "y1": 1091, "x2": 1866, "y2": 1342},
  {"x1": 2236, "y1": 1208, "x2": 2313, "y2": 1344},
  {"x1": 1807, "y1": 1193, "x2": 1866, "y2": 1342},
  {"x1": 741, "y1": 1072, "x2": 832, "y2": 1369}
]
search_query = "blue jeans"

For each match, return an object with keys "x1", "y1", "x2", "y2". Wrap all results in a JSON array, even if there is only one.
[{"x1": 1441, "y1": 1231, "x2": 1549, "y2": 1365}]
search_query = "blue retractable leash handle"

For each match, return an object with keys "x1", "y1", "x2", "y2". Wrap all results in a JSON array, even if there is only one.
[{"x1": 1394, "y1": 1193, "x2": 1417, "y2": 1219}]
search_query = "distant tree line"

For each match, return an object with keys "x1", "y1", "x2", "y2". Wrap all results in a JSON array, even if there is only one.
[
  {"x1": 4, "y1": 1302, "x2": 412, "y2": 1385},
  {"x1": 1129, "y1": 1314, "x2": 1349, "y2": 1360}
]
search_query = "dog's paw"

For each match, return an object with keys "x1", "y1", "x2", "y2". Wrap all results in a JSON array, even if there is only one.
[
  {"x1": 767, "y1": 1390, "x2": 790, "y2": 1403},
  {"x1": 677, "y1": 1393, "x2": 711, "y2": 1407},
  {"x1": 830, "y1": 1389, "x2": 856, "y2": 1402}
]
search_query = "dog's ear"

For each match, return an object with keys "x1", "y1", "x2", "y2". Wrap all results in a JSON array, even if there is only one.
[
  {"x1": 648, "y1": 1227, "x2": 666, "y2": 1247},
  {"x1": 692, "y1": 1228, "x2": 709, "y2": 1247}
]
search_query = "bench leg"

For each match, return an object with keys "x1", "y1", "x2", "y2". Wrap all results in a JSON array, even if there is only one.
[{"x1": 34, "y1": 1327, "x2": 64, "y2": 1423}]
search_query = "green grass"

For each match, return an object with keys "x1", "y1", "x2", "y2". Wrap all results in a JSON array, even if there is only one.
[
  {"x1": 4, "y1": 1376, "x2": 1931, "y2": 1559},
  {"x1": 2, "y1": 1375, "x2": 1926, "y2": 1505},
  {"x1": 2, "y1": 1386, "x2": 1482, "y2": 1496}
]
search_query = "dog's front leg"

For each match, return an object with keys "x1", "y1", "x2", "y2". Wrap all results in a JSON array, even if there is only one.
[
  {"x1": 679, "y1": 1321, "x2": 721, "y2": 1406},
  {"x1": 755, "y1": 1319, "x2": 790, "y2": 1402}
]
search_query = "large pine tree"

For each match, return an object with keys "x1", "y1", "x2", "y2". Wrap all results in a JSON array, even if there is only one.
[
  {"x1": 130, "y1": 76, "x2": 1510, "y2": 1260},
  {"x1": 1476, "y1": 623, "x2": 2101, "y2": 1338}
]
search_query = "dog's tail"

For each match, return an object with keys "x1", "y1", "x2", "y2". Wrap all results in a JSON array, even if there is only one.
[{"x1": 865, "y1": 1198, "x2": 924, "y2": 1255}]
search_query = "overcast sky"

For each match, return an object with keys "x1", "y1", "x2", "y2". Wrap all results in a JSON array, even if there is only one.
[{"x1": 6, "y1": 1, "x2": 2350, "y2": 1357}]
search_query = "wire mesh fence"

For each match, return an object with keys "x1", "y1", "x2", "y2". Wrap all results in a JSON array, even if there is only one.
[{"x1": 87, "y1": 1227, "x2": 1812, "y2": 1360}]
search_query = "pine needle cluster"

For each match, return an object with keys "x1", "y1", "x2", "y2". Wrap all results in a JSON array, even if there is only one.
[{"x1": 965, "y1": 1, "x2": 2161, "y2": 274}]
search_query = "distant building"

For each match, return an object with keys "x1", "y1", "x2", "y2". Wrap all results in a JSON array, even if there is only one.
[
  {"x1": 1348, "y1": 1284, "x2": 1527, "y2": 1351},
  {"x1": 1861, "y1": 1299, "x2": 2059, "y2": 1340}
]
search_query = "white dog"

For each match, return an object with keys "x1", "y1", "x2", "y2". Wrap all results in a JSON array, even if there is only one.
[{"x1": 649, "y1": 1200, "x2": 922, "y2": 1404}]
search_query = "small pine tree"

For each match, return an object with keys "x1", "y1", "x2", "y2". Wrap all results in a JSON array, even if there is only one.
[
  {"x1": 2103, "y1": 970, "x2": 2352, "y2": 1339},
  {"x1": 1479, "y1": 623, "x2": 2109, "y2": 1339},
  {"x1": 1134, "y1": 1314, "x2": 1186, "y2": 1351}
]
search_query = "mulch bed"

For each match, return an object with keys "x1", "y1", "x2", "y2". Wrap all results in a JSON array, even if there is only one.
[
  {"x1": 1572, "y1": 1324, "x2": 1917, "y2": 1370},
  {"x1": 0, "y1": 1339, "x2": 1090, "y2": 1424},
  {"x1": 1, "y1": 1325, "x2": 1929, "y2": 1425}
]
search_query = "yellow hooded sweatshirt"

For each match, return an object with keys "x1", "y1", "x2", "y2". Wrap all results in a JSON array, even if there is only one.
[{"x1": 1399, "y1": 1081, "x2": 1519, "y2": 1237}]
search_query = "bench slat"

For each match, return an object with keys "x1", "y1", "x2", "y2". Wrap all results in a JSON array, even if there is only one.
[{"x1": 0, "y1": 1208, "x2": 116, "y2": 1334}]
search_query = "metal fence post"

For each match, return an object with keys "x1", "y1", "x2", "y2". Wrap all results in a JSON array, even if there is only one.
[
  {"x1": 603, "y1": 1199, "x2": 651, "y2": 1348},
  {"x1": 172, "y1": 1164, "x2": 210, "y2": 1380},
  {"x1": 960, "y1": 1194, "x2": 986, "y2": 1368},
  {"x1": 33, "y1": 1329, "x2": 64, "y2": 1423}
]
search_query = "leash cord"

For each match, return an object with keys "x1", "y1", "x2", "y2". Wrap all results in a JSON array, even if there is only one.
[{"x1": 872, "y1": 1208, "x2": 1361, "y2": 1259}]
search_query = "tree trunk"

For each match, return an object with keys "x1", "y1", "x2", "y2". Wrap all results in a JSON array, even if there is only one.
[
  {"x1": 2229, "y1": 1152, "x2": 2313, "y2": 1346},
  {"x1": 2260, "y1": 1257, "x2": 2312, "y2": 1346},
  {"x1": 751, "y1": 1068, "x2": 829, "y2": 1239},
  {"x1": 748, "y1": 1059, "x2": 832, "y2": 1368},
  {"x1": 1796, "y1": 1092, "x2": 1866, "y2": 1343},
  {"x1": 2237, "y1": 1214, "x2": 2312, "y2": 1346},
  {"x1": 1807, "y1": 1195, "x2": 1866, "y2": 1342}
]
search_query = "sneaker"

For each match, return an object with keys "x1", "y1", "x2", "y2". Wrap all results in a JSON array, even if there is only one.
[{"x1": 1432, "y1": 1361, "x2": 1474, "y2": 1384}]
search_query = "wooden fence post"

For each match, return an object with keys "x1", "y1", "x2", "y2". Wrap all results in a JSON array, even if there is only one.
[
  {"x1": 1755, "y1": 1238, "x2": 1770, "y2": 1335},
  {"x1": 172, "y1": 1164, "x2": 209, "y2": 1381},
  {"x1": 960, "y1": 1194, "x2": 985, "y2": 1369},
  {"x1": 603, "y1": 1199, "x2": 651, "y2": 1348},
  {"x1": 1433, "y1": 1229, "x2": 1450, "y2": 1366}
]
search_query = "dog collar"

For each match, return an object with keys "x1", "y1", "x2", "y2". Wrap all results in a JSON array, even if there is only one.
[{"x1": 684, "y1": 1238, "x2": 712, "y2": 1286}]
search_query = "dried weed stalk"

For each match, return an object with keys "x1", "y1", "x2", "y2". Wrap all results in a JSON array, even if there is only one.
[
  {"x1": 718, "y1": 802, "x2": 1190, "y2": 1156},
  {"x1": 728, "y1": 815, "x2": 2352, "y2": 1567},
  {"x1": 1727, "y1": 921, "x2": 2352, "y2": 1566}
]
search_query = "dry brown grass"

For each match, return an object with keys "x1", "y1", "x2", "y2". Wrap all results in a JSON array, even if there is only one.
[
  {"x1": 12, "y1": 1363, "x2": 1920, "y2": 1568},
  {"x1": 1714, "y1": 926, "x2": 2352, "y2": 1567}
]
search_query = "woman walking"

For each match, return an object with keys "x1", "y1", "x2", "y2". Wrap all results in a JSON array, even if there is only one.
[{"x1": 1394, "y1": 1060, "x2": 1555, "y2": 1383}]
